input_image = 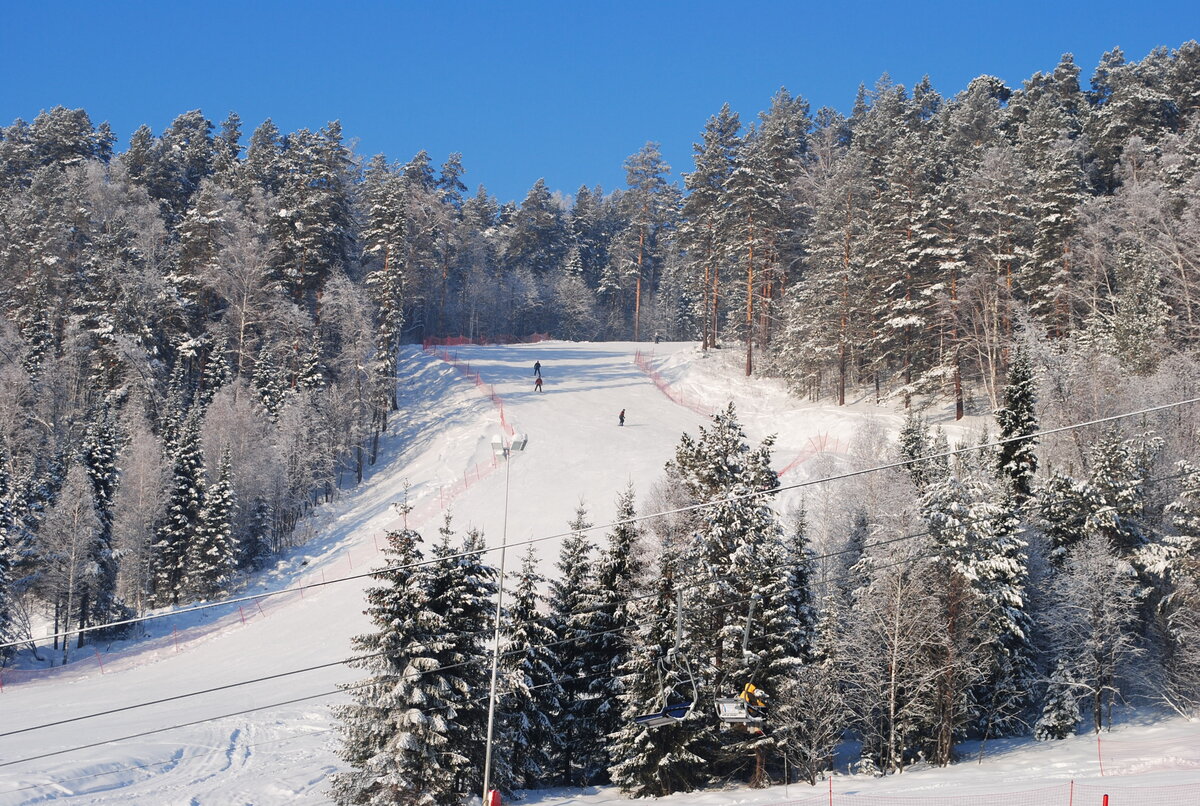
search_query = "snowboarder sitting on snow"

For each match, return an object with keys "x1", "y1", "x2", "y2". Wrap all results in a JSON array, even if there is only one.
[
  {"x1": 619, "y1": 409, "x2": 625, "y2": 426},
  {"x1": 534, "y1": 360, "x2": 541, "y2": 377},
  {"x1": 534, "y1": 376, "x2": 543, "y2": 392}
]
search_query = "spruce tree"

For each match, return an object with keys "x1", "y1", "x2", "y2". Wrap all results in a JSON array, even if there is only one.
[
  {"x1": 79, "y1": 403, "x2": 125, "y2": 633},
  {"x1": 995, "y1": 345, "x2": 1038, "y2": 502},
  {"x1": 584, "y1": 485, "x2": 643, "y2": 781},
  {"x1": 187, "y1": 448, "x2": 236, "y2": 600},
  {"x1": 496, "y1": 546, "x2": 562, "y2": 792},
  {"x1": 547, "y1": 502, "x2": 599, "y2": 786},
  {"x1": 1034, "y1": 659, "x2": 1081, "y2": 740},
  {"x1": 425, "y1": 520, "x2": 496, "y2": 800},
  {"x1": 330, "y1": 522, "x2": 460, "y2": 806},
  {"x1": 151, "y1": 411, "x2": 205, "y2": 605},
  {"x1": 608, "y1": 546, "x2": 708, "y2": 797}
]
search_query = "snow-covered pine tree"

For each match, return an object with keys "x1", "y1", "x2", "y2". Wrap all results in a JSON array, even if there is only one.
[
  {"x1": 330, "y1": 519, "x2": 460, "y2": 806},
  {"x1": 608, "y1": 543, "x2": 709, "y2": 797},
  {"x1": 0, "y1": 441, "x2": 15, "y2": 661},
  {"x1": 151, "y1": 410, "x2": 205, "y2": 606},
  {"x1": 584, "y1": 484, "x2": 644, "y2": 781},
  {"x1": 496, "y1": 545, "x2": 562, "y2": 792},
  {"x1": 79, "y1": 402, "x2": 126, "y2": 634},
  {"x1": 679, "y1": 104, "x2": 742, "y2": 350},
  {"x1": 548, "y1": 502, "x2": 600, "y2": 786},
  {"x1": 424, "y1": 520, "x2": 497, "y2": 800},
  {"x1": 995, "y1": 345, "x2": 1039, "y2": 502},
  {"x1": 186, "y1": 447, "x2": 235, "y2": 600},
  {"x1": 1034, "y1": 658, "x2": 1082, "y2": 740}
]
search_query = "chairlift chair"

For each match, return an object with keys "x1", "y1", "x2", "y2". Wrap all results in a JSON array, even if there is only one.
[
  {"x1": 632, "y1": 589, "x2": 697, "y2": 728},
  {"x1": 714, "y1": 593, "x2": 768, "y2": 727},
  {"x1": 633, "y1": 648, "x2": 698, "y2": 728}
]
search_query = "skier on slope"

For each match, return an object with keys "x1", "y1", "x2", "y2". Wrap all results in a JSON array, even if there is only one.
[
  {"x1": 534, "y1": 360, "x2": 541, "y2": 377},
  {"x1": 619, "y1": 409, "x2": 625, "y2": 426},
  {"x1": 534, "y1": 376, "x2": 543, "y2": 392}
]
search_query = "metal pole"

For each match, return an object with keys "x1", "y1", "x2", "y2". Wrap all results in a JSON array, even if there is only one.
[{"x1": 481, "y1": 445, "x2": 511, "y2": 804}]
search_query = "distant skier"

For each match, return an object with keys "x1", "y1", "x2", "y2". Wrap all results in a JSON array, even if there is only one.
[
  {"x1": 534, "y1": 376, "x2": 544, "y2": 392},
  {"x1": 618, "y1": 409, "x2": 625, "y2": 426},
  {"x1": 533, "y1": 360, "x2": 541, "y2": 377}
]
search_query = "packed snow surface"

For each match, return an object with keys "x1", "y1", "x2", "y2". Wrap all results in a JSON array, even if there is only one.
[{"x1": 0, "y1": 341, "x2": 1195, "y2": 804}]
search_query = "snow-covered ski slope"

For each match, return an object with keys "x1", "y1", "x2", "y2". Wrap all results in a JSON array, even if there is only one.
[{"x1": 1, "y1": 341, "x2": 1196, "y2": 805}]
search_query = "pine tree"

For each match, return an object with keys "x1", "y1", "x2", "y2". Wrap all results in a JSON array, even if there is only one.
[
  {"x1": 679, "y1": 105, "x2": 741, "y2": 350},
  {"x1": 584, "y1": 485, "x2": 643, "y2": 781},
  {"x1": 496, "y1": 546, "x2": 562, "y2": 792},
  {"x1": 151, "y1": 411, "x2": 205, "y2": 605},
  {"x1": 547, "y1": 502, "x2": 599, "y2": 786},
  {"x1": 186, "y1": 448, "x2": 235, "y2": 600},
  {"x1": 995, "y1": 345, "x2": 1039, "y2": 502},
  {"x1": 1034, "y1": 658, "x2": 1081, "y2": 740},
  {"x1": 79, "y1": 402, "x2": 126, "y2": 633},
  {"x1": 330, "y1": 522, "x2": 461, "y2": 806}
]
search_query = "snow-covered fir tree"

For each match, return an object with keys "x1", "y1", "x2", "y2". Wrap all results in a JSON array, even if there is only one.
[
  {"x1": 583, "y1": 484, "x2": 644, "y2": 781},
  {"x1": 78, "y1": 403, "x2": 126, "y2": 634},
  {"x1": 547, "y1": 502, "x2": 600, "y2": 786},
  {"x1": 1034, "y1": 658, "x2": 1082, "y2": 740},
  {"x1": 496, "y1": 545, "x2": 562, "y2": 793},
  {"x1": 608, "y1": 542, "x2": 709, "y2": 797},
  {"x1": 186, "y1": 447, "x2": 235, "y2": 600},
  {"x1": 151, "y1": 410, "x2": 205, "y2": 606},
  {"x1": 330, "y1": 519, "x2": 461, "y2": 806},
  {"x1": 995, "y1": 344, "x2": 1039, "y2": 502},
  {"x1": 426, "y1": 521, "x2": 496, "y2": 800}
]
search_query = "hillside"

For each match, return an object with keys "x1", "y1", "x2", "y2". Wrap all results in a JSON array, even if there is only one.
[{"x1": 0, "y1": 341, "x2": 1195, "y2": 805}]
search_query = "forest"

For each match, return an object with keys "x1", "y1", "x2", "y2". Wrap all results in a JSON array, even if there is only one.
[{"x1": 2, "y1": 40, "x2": 1200, "y2": 802}]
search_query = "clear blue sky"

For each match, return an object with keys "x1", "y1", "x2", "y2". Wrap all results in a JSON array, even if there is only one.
[{"x1": 3, "y1": 0, "x2": 1198, "y2": 204}]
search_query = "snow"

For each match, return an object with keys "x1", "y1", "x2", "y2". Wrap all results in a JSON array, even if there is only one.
[{"x1": 0, "y1": 341, "x2": 1196, "y2": 804}]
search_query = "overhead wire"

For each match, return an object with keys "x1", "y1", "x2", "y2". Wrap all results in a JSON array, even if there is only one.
[
  {"x1": 2, "y1": 460, "x2": 1191, "y2": 752},
  {"x1": 2, "y1": 399, "x2": 1195, "y2": 778},
  {"x1": 6, "y1": 449, "x2": 1174, "y2": 774},
  {"x1": 12, "y1": 497, "x2": 1064, "y2": 800},
  {"x1": 0, "y1": 537, "x2": 945, "y2": 772},
  {"x1": 14, "y1": 455, "x2": 1161, "y2": 745},
  {"x1": 6, "y1": 391, "x2": 1197, "y2": 652}
]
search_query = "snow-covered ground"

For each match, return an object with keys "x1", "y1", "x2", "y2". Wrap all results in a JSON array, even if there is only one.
[{"x1": 0, "y1": 341, "x2": 1195, "y2": 805}]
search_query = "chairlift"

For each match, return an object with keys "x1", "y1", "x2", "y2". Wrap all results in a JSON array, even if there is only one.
[
  {"x1": 632, "y1": 589, "x2": 698, "y2": 728},
  {"x1": 715, "y1": 593, "x2": 768, "y2": 727}
]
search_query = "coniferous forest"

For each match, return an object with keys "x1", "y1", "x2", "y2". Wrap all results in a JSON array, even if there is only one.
[{"x1": 4, "y1": 42, "x2": 1200, "y2": 802}]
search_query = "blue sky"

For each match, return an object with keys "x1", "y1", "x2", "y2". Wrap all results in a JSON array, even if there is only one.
[{"x1": 3, "y1": 0, "x2": 1198, "y2": 203}]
